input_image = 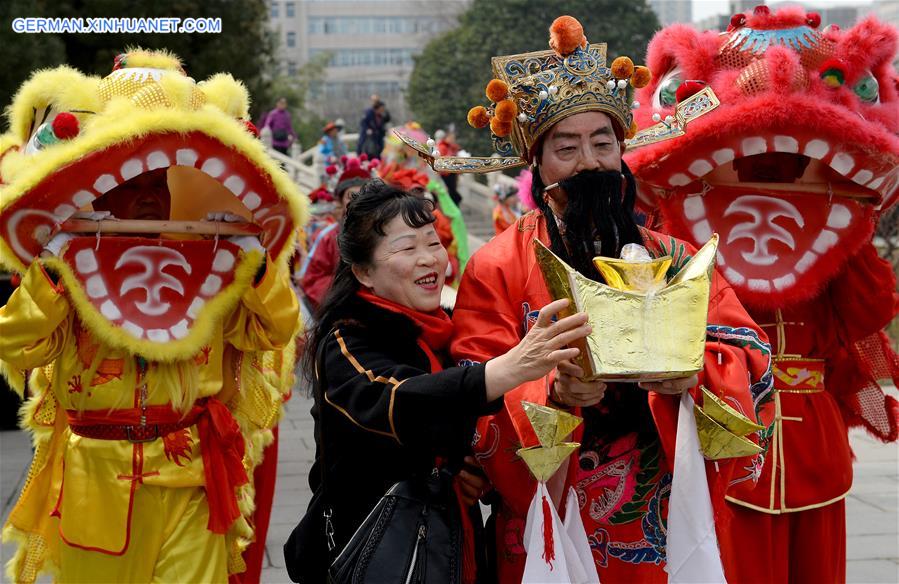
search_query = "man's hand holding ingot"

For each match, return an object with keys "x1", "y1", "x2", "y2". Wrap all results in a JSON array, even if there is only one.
[
  {"x1": 455, "y1": 456, "x2": 491, "y2": 507},
  {"x1": 637, "y1": 374, "x2": 698, "y2": 395},
  {"x1": 551, "y1": 359, "x2": 607, "y2": 407}
]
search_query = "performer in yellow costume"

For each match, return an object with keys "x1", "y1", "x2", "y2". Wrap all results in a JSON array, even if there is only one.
[{"x1": 0, "y1": 50, "x2": 305, "y2": 583}]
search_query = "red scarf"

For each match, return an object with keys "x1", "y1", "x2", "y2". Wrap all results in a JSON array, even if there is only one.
[
  {"x1": 356, "y1": 288, "x2": 477, "y2": 584},
  {"x1": 356, "y1": 288, "x2": 453, "y2": 372}
]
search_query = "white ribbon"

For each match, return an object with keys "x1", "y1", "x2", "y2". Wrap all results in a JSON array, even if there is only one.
[{"x1": 665, "y1": 392, "x2": 728, "y2": 583}]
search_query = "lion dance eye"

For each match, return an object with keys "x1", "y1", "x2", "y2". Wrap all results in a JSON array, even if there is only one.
[
  {"x1": 852, "y1": 74, "x2": 879, "y2": 103},
  {"x1": 24, "y1": 112, "x2": 80, "y2": 155},
  {"x1": 653, "y1": 68, "x2": 684, "y2": 109}
]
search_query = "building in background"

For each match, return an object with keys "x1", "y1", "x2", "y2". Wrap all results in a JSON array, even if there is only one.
[
  {"x1": 696, "y1": 0, "x2": 763, "y2": 30},
  {"x1": 696, "y1": 1, "x2": 888, "y2": 31},
  {"x1": 648, "y1": 0, "x2": 693, "y2": 25},
  {"x1": 768, "y1": 1, "x2": 879, "y2": 28},
  {"x1": 268, "y1": 0, "x2": 469, "y2": 129}
]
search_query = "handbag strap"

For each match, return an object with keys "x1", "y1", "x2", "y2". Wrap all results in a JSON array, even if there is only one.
[{"x1": 314, "y1": 329, "x2": 337, "y2": 553}]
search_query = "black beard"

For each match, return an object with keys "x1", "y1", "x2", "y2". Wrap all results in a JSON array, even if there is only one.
[{"x1": 535, "y1": 166, "x2": 643, "y2": 281}]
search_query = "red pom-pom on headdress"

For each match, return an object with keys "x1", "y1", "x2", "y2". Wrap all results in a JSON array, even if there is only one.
[
  {"x1": 729, "y1": 13, "x2": 747, "y2": 29},
  {"x1": 549, "y1": 16, "x2": 586, "y2": 56},
  {"x1": 631, "y1": 66, "x2": 652, "y2": 89},
  {"x1": 494, "y1": 99, "x2": 518, "y2": 123},
  {"x1": 467, "y1": 106, "x2": 490, "y2": 128},
  {"x1": 51, "y1": 112, "x2": 79, "y2": 140},
  {"x1": 325, "y1": 164, "x2": 338, "y2": 176},
  {"x1": 486, "y1": 79, "x2": 510, "y2": 103},
  {"x1": 675, "y1": 80, "x2": 707, "y2": 103},
  {"x1": 490, "y1": 116, "x2": 512, "y2": 137},
  {"x1": 243, "y1": 120, "x2": 259, "y2": 138}
]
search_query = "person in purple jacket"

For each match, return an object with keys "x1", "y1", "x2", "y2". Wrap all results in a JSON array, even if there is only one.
[{"x1": 262, "y1": 97, "x2": 297, "y2": 155}]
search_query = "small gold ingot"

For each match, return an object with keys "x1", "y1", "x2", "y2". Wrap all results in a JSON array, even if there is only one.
[
  {"x1": 517, "y1": 443, "x2": 579, "y2": 482},
  {"x1": 699, "y1": 386, "x2": 764, "y2": 436},
  {"x1": 593, "y1": 256, "x2": 671, "y2": 293},
  {"x1": 522, "y1": 401, "x2": 582, "y2": 448},
  {"x1": 694, "y1": 405, "x2": 763, "y2": 460}
]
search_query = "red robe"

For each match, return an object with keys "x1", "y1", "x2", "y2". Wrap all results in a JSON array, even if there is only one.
[
  {"x1": 300, "y1": 223, "x2": 338, "y2": 309},
  {"x1": 718, "y1": 242, "x2": 899, "y2": 583},
  {"x1": 450, "y1": 211, "x2": 773, "y2": 583},
  {"x1": 492, "y1": 204, "x2": 517, "y2": 237}
]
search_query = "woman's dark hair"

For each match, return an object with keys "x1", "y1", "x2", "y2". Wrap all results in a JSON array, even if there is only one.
[{"x1": 304, "y1": 180, "x2": 436, "y2": 375}]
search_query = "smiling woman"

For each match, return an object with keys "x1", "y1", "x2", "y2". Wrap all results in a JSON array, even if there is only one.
[{"x1": 287, "y1": 180, "x2": 593, "y2": 583}]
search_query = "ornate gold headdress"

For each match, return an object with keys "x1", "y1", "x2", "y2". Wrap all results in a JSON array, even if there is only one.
[
  {"x1": 395, "y1": 16, "x2": 722, "y2": 174},
  {"x1": 395, "y1": 16, "x2": 650, "y2": 173}
]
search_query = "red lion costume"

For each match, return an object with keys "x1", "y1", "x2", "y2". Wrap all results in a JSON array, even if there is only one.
[{"x1": 626, "y1": 5, "x2": 899, "y2": 582}]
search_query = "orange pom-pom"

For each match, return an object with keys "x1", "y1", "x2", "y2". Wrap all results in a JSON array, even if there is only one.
[
  {"x1": 494, "y1": 99, "x2": 518, "y2": 122},
  {"x1": 486, "y1": 79, "x2": 510, "y2": 103},
  {"x1": 611, "y1": 57, "x2": 634, "y2": 80},
  {"x1": 467, "y1": 105, "x2": 490, "y2": 129},
  {"x1": 626, "y1": 120, "x2": 638, "y2": 139},
  {"x1": 630, "y1": 66, "x2": 652, "y2": 89},
  {"x1": 490, "y1": 116, "x2": 513, "y2": 137},
  {"x1": 549, "y1": 16, "x2": 586, "y2": 56}
]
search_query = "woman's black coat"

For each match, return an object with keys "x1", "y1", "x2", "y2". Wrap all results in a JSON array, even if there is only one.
[{"x1": 299, "y1": 295, "x2": 498, "y2": 575}]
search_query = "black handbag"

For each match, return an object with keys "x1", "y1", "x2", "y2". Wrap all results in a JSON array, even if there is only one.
[
  {"x1": 328, "y1": 467, "x2": 462, "y2": 583},
  {"x1": 285, "y1": 331, "x2": 464, "y2": 584}
]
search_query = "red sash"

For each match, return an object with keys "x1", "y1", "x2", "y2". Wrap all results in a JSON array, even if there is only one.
[{"x1": 67, "y1": 397, "x2": 248, "y2": 534}]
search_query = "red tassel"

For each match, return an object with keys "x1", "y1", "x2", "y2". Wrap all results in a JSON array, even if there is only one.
[
  {"x1": 542, "y1": 494, "x2": 555, "y2": 570},
  {"x1": 453, "y1": 481, "x2": 478, "y2": 584},
  {"x1": 198, "y1": 398, "x2": 249, "y2": 533}
]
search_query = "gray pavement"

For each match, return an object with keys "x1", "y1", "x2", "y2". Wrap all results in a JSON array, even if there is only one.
[{"x1": 2, "y1": 389, "x2": 897, "y2": 583}]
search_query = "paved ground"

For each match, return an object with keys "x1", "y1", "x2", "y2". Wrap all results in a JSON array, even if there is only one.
[{"x1": 2, "y1": 389, "x2": 897, "y2": 583}]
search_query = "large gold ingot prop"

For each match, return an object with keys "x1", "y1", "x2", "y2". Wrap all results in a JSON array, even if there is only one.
[{"x1": 534, "y1": 235, "x2": 719, "y2": 381}]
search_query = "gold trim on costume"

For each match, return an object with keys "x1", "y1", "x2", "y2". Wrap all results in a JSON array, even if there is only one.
[
  {"x1": 725, "y1": 491, "x2": 850, "y2": 515},
  {"x1": 327, "y1": 329, "x2": 404, "y2": 444}
]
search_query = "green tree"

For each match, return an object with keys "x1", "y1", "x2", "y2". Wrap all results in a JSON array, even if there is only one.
[
  {"x1": 1, "y1": 0, "x2": 275, "y2": 132},
  {"x1": 0, "y1": 0, "x2": 67, "y2": 131},
  {"x1": 408, "y1": 0, "x2": 660, "y2": 157},
  {"x1": 265, "y1": 52, "x2": 332, "y2": 150}
]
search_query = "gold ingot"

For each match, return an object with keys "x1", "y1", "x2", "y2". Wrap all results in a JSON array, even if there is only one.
[
  {"x1": 699, "y1": 386, "x2": 763, "y2": 436},
  {"x1": 522, "y1": 401, "x2": 582, "y2": 448},
  {"x1": 593, "y1": 256, "x2": 671, "y2": 293},
  {"x1": 694, "y1": 405, "x2": 763, "y2": 460},
  {"x1": 517, "y1": 443, "x2": 579, "y2": 482},
  {"x1": 534, "y1": 235, "x2": 719, "y2": 381}
]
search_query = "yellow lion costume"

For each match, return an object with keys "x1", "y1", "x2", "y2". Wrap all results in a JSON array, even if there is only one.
[{"x1": 0, "y1": 49, "x2": 306, "y2": 582}]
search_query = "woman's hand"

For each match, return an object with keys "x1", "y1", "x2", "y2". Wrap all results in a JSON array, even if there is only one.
[
  {"x1": 551, "y1": 359, "x2": 607, "y2": 408},
  {"x1": 485, "y1": 299, "x2": 591, "y2": 401},
  {"x1": 637, "y1": 374, "x2": 698, "y2": 395}
]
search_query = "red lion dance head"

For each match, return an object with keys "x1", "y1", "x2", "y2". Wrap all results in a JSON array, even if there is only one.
[
  {"x1": 626, "y1": 5, "x2": 898, "y2": 308},
  {"x1": 627, "y1": 6, "x2": 899, "y2": 442}
]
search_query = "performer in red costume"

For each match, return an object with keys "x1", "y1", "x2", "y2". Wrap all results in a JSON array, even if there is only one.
[
  {"x1": 406, "y1": 16, "x2": 774, "y2": 583},
  {"x1": 300, "y1": 159, "x2": 375, "y2": 310},
  {"x1": 626, "y1": 6, "x2": 899, "y2": 582}
]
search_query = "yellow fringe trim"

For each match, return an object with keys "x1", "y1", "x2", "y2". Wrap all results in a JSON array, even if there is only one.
[{"x1": 2, "y1": 524, "x2": 61, "y2": 584}]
